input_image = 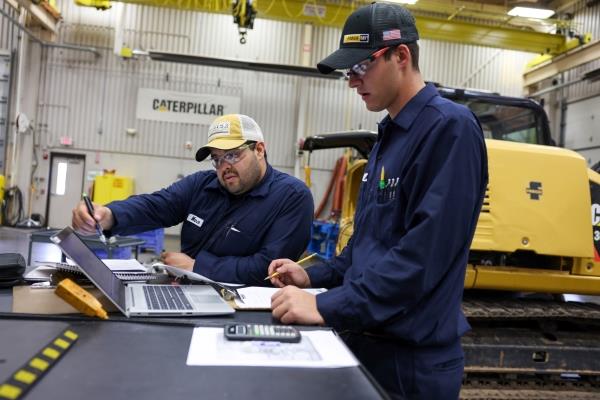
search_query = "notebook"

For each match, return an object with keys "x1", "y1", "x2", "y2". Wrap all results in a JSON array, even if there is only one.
[
  {"x1": 49, "y1": 226, "x2": 234, "y2": 317},
  {"x1": 26, "y1": 261, "x2": 160, "y2": 282}
]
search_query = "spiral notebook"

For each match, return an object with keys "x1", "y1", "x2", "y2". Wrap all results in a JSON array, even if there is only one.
[
  {"x1": 52, "y1": 261, "x2": 159, "y2": 282},
  {"x1": 28, "y1": 259, "x2": 160, "y2": 282}
]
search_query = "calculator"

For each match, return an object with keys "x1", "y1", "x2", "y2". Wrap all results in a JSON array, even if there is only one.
[{"x1": 224, "y1": 323, "x2": 301, "y2": 343}]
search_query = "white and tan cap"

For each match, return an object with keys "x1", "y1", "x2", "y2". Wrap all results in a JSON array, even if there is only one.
[{"x1": 195, "y1": 114, "x2": 264, "y2": 162}]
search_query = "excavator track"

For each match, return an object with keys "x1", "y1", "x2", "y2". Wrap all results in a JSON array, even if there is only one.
[
  {"x1": 463, "y1": 298, "x2": 600, "y2": 322},
  {"x1": 461, "y1": 372, "x2": 600, "y2": 399},
  {"x1": 461, "y1": 388, "x2": 600, "y2": 400},
  {"x1": 460, "y1": 297, "x2": 600, "y2": 398}
]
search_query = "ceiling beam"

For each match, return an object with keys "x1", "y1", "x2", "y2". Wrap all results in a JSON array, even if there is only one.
[
  {"x1": 523, "y1": 40, "x2": 600, "y2": 89},
  {"x1": 145, "y1": 50, "x2": 345, "y2": 80},
  {"x1": 111, "y1": 0, "x2": 567, "y2": 54},
  {"x1": 416, "y1": 16, "x2": 565, "y2": 54}
]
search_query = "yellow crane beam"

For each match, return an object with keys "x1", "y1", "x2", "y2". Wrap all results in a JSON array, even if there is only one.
[
  {"x1": 80, "y1": 0, "x2": 568, "y2": 54},
  {"x1": 523, "y1": 39, "x2": 600, "y2": 89}
]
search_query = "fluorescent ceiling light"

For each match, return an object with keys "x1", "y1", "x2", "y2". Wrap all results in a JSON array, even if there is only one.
[
  {"x1": 383, "y1": 0, "x2": 419, "y2": 4},
  {"x1": 508, "y1": 6, "x2": 555, "y2": 19}
]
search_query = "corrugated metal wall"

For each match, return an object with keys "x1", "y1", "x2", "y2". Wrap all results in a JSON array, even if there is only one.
[
  {"x1": 0, "y1": 1, "x2": 19, "y2": 50},
  {"x1": 0, "y1": 2, "x2": 20, "y2": 174},
  {"x1": 562, "y1": 0, "x2": 600, "y2": 102},
  {"x1": 549, "y1": 0, "x2": 600, "y2": 166},
  {"x1": 40, "y1": 1, "x2": 538, "y2": 173},
  {"x1": 40, "y1": 3, "x2": 306, "y2": 170}
]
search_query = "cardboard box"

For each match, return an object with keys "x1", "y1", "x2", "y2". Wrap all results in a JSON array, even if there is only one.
[{"x1": 12, "y1": 285, "x2": 118, "y2": 314}]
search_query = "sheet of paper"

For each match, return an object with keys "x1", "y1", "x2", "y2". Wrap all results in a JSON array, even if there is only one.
[
  {"x1": 24, "y1": 266, "x2": 56, "y2": 281},
  {"x1": 101, "y1": 259, "x2": 147, "y2": 272},
  {"x1": 159, "y1": 264, "x2": 242, "y2": 287},
  {"x1": 234, "y1": 287, "x2": 327, "y2": 309},
  {"x1": 186, "y1": 327, "x2": 358, "y2": 368}
]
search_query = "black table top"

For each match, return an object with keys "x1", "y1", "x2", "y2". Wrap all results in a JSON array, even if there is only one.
[{"x1": 0, "y1": 289, "x2": 386, "y2": 400}]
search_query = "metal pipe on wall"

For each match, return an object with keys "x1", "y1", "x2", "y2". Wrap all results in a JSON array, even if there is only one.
[
  {"x1": 7, "y1": 7, "x2": 26, "y2": 188},
  {"x1": 114, "y1": 2, "x2": 125, "y2": 57},
  {"x1": 294, "y1": 23, "x2": 313, "y2": 180}
]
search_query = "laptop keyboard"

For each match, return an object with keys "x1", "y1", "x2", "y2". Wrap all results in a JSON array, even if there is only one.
[{"x1": 143, "y1": 285, "x2": 193, "y2": 310}]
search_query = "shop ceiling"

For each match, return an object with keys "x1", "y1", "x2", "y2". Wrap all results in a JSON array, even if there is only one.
[
  {"x1": 72, "y1": 0, "x2": 588, "y2": 55},
  {"x1": 13, "y1": 0, "x2": 595, "y2": 85}
]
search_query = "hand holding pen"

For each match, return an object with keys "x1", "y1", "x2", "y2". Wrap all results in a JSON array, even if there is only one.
[{"x1": 79, "y1": 194, "x2": 108, "y2": 244}]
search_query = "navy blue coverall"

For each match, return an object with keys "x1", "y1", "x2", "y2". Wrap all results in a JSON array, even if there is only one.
[
  {"x1": 107, "y1": 164, "x2": 314, "y2": 286},
  {"x1": 307, "y1": 84, "x2": 488, "y2": 399}
]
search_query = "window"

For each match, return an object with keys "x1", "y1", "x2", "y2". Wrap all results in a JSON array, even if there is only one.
[{"x1": 56, "y1": 162, "x2": 67, "y2": 196}]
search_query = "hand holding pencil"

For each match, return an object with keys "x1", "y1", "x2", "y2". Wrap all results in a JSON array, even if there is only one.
[{"x1": 265, "y1": 253, "x2": 317, "y2": 288}]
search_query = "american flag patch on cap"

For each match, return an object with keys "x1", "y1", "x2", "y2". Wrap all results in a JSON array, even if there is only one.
[{"x1": 382, "y1": 29, "x2": 401, "y2": 41}]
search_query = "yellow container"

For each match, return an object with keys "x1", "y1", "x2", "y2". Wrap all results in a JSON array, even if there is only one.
[
  {"x1": 93, "y1": 174, "x2": 134, "y2": 205},
  {"x1": 0, "y1": 174, "x2": 4, "y2": 203}
]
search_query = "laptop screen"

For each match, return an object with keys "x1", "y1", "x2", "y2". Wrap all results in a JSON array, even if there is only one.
[{"x1": 50, "y1": 226, "x2": 127, "y2": 313}]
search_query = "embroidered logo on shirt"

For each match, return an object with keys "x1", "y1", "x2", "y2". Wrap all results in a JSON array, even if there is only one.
[
  {"x1": 187, "y1": 214, "x2": 204, "y2": 228},
  {"x1": 362, "y1": 172, "x2": 368, "y2": 182}
]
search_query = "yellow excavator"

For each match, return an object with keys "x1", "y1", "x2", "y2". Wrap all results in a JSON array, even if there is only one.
[{"x1": 301, "y1": 85, "x2": 600, "y2": 398}]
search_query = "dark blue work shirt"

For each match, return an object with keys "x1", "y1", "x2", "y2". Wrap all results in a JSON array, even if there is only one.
[
  {"x1": 308, "y1": 83, "x2": 488, "y2": 346},
  {"x1": 107, "y1": 164, "x2": 314, "y2": 286}
]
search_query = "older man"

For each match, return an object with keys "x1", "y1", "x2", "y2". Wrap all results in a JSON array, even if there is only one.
[{"x1": 73, "y1": 114, "x2": 314, "y2": 286}]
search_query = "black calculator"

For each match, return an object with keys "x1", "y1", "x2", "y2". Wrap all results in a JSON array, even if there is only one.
[{"x1": 224, "y1": 323, "x2": 301, "y2": 343}]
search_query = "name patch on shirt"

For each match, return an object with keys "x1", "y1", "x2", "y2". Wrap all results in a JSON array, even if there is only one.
[{"x1": 187, "y1": 214, "x2": 204, "y2": 228}]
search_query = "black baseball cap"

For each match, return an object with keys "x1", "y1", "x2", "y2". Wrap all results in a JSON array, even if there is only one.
[{"x1": 317, "y1": 2, "x2": 419, "y2": 74}]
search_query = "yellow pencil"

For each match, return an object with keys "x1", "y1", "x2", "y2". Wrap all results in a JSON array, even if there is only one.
[{"x1": 263, "y1": 252, "x2": 319, "y2": 281}]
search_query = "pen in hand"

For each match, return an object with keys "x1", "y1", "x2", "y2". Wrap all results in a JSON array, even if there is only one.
[
  {"x1": 264, "y1": 252, "x2": 318, "y2": 281},
  {"x1": 82, "y1": 193, "x2": 107, "y2": 244}
]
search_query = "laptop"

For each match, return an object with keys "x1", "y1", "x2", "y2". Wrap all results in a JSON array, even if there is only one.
[{"x1": 50, "y1": 226, "x2": 235, "y2": 317}]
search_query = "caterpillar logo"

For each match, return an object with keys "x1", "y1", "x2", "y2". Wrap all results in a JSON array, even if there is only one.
[
  {"x1": 526, "y1": 181, "x2": 543, "y2": 200},
  {"x1": 343, "y1": 34, "x2": 369, "y2": 44}
]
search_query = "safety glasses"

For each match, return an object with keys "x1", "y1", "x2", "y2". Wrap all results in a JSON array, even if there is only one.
[
  {"x1": 210, "y1": 142, "x2": 256, "y2": 168},
  {"x1": 345, "y1": 47, "x2": 391, "y2": 79}
]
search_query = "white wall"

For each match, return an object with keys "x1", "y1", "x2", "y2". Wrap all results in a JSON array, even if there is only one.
[{"x1": 564, "y1": 96, "x2": 600, "y2": 166}]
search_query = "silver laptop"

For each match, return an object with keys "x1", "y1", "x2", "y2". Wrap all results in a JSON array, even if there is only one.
[{"x1": 50, "y1": 226, "x2": 234, "y2": 317}]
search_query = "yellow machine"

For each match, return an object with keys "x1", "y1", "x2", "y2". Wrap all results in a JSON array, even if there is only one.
[
  {"x1": 300, "y1": 87, "x2": 600, "y2": 391},
  {"x1": 336, "y1": 139, "x2": 600, "y2": 296},
  {"x1": 302, "y1": 86, "x2": 600, "y2": 297},
  {"x1": 0, "y1": 174, "x2": 4, "y2": 225}
]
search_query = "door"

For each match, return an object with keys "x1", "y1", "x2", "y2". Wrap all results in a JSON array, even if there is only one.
[{"x1": 46, "y1": 153, "x2": 85, "y2": 228}]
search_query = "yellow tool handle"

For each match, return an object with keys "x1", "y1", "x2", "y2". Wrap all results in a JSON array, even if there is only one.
[{"x1": 55, "y1": 278, "x2": 108, "y2": 320}]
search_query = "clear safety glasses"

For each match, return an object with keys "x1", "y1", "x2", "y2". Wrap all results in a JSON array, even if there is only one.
[
  {"x1": 344, "y1": 47, "x2": 391, "y2": 79},
  {"x1": 210, "y1": 142, "x2": 256, "y2": 168}
]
